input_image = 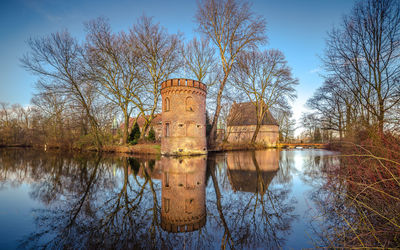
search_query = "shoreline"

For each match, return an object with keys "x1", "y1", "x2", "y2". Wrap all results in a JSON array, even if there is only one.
[
  {"x1": 0, "y1": 142, "x2": 333, "y2": 155},
  {"x1": 0, "y1": 143, "x2": 161, "y2": 155}
]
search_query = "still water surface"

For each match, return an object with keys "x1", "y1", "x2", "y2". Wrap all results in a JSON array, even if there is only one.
[{"x1": 0, "y1": 148, "x2": 338, "y2": 249}]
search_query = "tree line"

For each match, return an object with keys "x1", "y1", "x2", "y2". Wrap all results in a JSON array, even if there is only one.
[
  {"x1": 1, "y1": 0, "x2": 298, "y2": 149},
  {"x1": 303, "y1": 0, "x2": 400, "y2": 142}
]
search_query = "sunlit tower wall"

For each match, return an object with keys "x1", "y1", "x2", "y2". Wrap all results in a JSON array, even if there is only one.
[
  {"x1": 161, "y1": 78, "x2": 207, "y2": 155},
  {"x1": 161, "y1": 156, "x2": 207, "y2": 233}
]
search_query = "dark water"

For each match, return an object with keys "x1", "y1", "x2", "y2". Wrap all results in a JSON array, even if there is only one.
[{"x1": 0, "y1": 148, "x2": 339, "y2": 249}]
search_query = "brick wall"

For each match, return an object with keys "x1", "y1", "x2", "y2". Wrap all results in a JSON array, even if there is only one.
[{"x1": 161, "y1": 79, "x2": 207, "y2": 155}]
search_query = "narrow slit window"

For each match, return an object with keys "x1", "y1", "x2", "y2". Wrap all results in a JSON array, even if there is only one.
[
  {"x1": 165, "y1": 123, "x2": 170, "y2": 137},
  {"x1": 165, "y1": 172, "x2": 169, "y2": 187},
  {"x1": 185, "y1": 198, "x2": 194, "y2": 214},
  {"x1": 164, "y1": 198, "x2": 170, "y2": 213}
]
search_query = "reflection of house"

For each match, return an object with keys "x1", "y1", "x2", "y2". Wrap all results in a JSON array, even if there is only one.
[
  {"x1": 160, "y1": 156, "x2": 207, "y2": 233},
  {"x1": 226, "y1": 102, "x2": 279, "y2": 146},
  {"x1": 226, "y1": 150, "x2": 279, "y2": 193},
  {"x1": 125, "y1": 114, "x2": 162, "y2": 140}
]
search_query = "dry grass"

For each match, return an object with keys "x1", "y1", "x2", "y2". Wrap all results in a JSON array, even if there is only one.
[{"x1": 101, "y1": 143, "x2": 161, "y2": 155}]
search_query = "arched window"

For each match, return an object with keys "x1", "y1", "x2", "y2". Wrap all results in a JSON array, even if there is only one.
[
  {"x1": 186, "y1": 96, "x2": 194, "y2": 111},
  {"x1": 164, "y1": 97, "x2": 170, "y2": 112}
]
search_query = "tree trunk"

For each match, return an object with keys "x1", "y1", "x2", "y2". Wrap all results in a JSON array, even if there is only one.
[
  {"x1": 378, "y1": 101, "x2": 385, "y2": 134},
  {"x1": 338, "y1": 103, "x2": 343, "y2": 141},
  {"x1": 207, "y1": 76, "x2": 227, "y2": 147},
  {"x1": 251, "y1": 123, "x2": 261, "y2": 144},
  {"x1": 140, "y1": 118, "x2": 150, "y2": 140},
  {"x1": 123, "y1": 112, "x2": 129, "y2": 144}
]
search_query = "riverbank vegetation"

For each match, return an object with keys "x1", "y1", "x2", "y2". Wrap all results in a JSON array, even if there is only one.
[
  {"x1": 303, "y1": 0, "x2": 400, "y2": 247},
  {"x1": 312, "y1": 132, "x2": 400, "y2": 248}
]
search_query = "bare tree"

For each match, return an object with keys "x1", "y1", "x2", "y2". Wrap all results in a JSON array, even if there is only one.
[
  {"x1": 232, "y1": 49, "x2": 298, "y2": 143},
  {"x1": 182, "y1": 37, "x2": 217, "y2": 82},
  {"x1": 131, "y1": 15, "x2": 182, "y2": 139},
  {"x1": 85, "y1": 17, "x2": 144, "y2": 144},
  {"x1": 323, "y1": 0, "x2": 400, "y2": 133},
  {"x1": 272, "y1": 108, "x2": 296, "y2": 143},
  {"x1": 300, "y1": 113, "x2": 321, "y2": 142},
  {"x1": 195, "y1": 0, "x2": 267, "y2": 146},
  {"x1": 21, "y1": 31, "x2": 103, "y2": 147}
]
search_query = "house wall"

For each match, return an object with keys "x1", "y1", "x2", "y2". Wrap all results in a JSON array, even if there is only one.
[
  {"x1": 161, "y1": 79, "x2": 207, "y2": 155},
  {"x1": 226, "y1": 125, "x2": 279, "y2": 146}
]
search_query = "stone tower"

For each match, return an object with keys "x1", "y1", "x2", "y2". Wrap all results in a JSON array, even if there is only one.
[
  {"x1": 161, "y1": 78, "x2": 207, "y2": 155},
  {"x1": 160, "y1": 156, "x2": 207, "y2": 233}
]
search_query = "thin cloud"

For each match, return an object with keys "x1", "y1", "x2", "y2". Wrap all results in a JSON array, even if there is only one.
[
  {"x1": 309, "y1": 68, "x2": 321, "y2": 74},
  {"x1": 23, "y1": 0, "x2": 62, "y2": 23}
]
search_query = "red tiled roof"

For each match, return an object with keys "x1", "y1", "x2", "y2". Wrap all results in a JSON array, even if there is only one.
[{"x1": 120, "y1": 114, "x2": 162, "y2": 130}]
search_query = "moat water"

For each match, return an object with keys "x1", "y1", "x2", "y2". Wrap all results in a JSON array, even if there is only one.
[{"x1": 0, "y1": 148, "x2": 339, "y2": 249}]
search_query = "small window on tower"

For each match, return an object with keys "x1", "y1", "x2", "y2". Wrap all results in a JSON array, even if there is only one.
[
  {"x1": 164, "y1": 198, "x2": 170, "y2": 213},
  {"x1": 165, "y1": 172, "x2": 169, "y2": 187},
  {"x1": 186, "y1": 96, "x2": 194, "y2": 111},
  {"x1": 185, "y1": 198, "x2": 194, "y2": 214},
  {"x1": 165, "y1": 97, "x2": 170, "y2": 112},
  {"x1": 165, "y1": 123, "x2": 170, "y2": 137}
]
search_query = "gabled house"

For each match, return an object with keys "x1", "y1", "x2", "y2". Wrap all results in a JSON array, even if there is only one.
[{"x1": 226, "y1": 102, "x2": 279, "y2": 146}]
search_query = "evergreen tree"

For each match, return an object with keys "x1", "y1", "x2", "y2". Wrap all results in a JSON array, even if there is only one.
[
  {"x1": 147, "y1": 127, "x2": 156, "y2": 142},
  {"x1": 129, "y1": 123, "x2": 141, "y2": 145}
]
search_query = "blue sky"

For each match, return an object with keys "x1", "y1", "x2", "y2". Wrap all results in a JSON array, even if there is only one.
[{"x1": 0, "y1": 0, "x2": 356, "y2": 129}]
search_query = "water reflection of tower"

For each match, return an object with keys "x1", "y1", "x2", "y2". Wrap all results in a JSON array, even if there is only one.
[{"x1": 161, "y1": 156, "x2": 206, "y2": 233}]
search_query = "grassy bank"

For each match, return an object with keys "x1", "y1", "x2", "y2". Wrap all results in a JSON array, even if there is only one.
[{"x1": 100, "y1": 143, "x2": 161, "y2": 155}]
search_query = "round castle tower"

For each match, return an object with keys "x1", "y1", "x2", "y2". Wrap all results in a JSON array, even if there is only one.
[
  {"x1": 161, "y1": 156, "x2": 206, "y2": 233},
  {"x1": 161, "y1": 78, "x2": 207, "y2": 155}
]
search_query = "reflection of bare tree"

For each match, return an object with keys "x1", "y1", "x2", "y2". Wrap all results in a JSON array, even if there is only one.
[
  {"x1": 275, "y1": 150, "x2": 297, "y2": 185},
  {"x1": 207, "y1": 150, "x2": 297, "y2": 249},
  {"x1": 208, "y1": 156, "x2": 234, "y2": 249},
  {"x1": 8, "y1": 151, "x2": 211, "y2": 249},
  {"x1": 300, "y1": 150, "x2": 339, "y2": 186},
  {"x1": 13, "y1": 151, "x2": 165, "y2": 249},
  {"x1": 0, "y1": 148, "x2": 298, "y2": 248}
]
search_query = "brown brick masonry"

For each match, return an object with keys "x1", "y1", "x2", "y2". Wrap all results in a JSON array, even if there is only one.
[{"x1": 161, "y1": 79, "x2": 207, "y2": 155}]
